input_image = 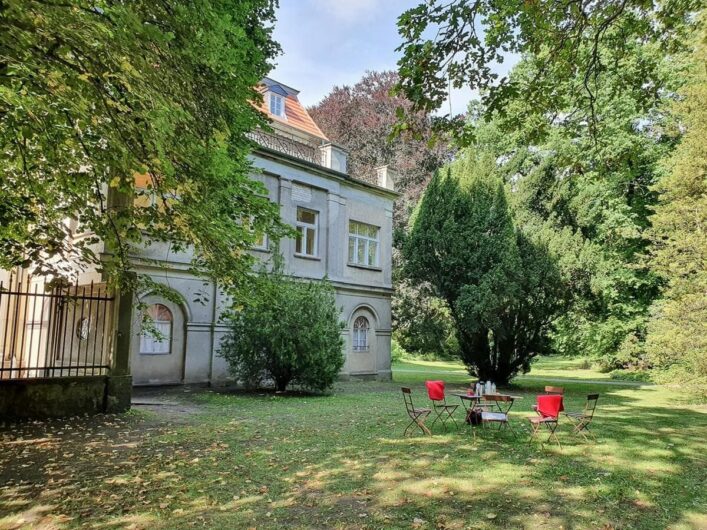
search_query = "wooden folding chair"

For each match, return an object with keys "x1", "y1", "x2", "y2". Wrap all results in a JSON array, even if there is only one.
[
  {"x1": 532, "y1": 386, "x2": 564, "y2": 414},
  {"x1": 529, "y1": 394, "x2": 564, "y2": 448},
  {"x1": 564, "y1": 393, "x2": 599, "y2": 441},
  {"x1": 425, "y1": 380, "x2": 459, "y2": 431},
  {"x1": 480, "y1": 395, "x2": 516, "y2": 435},
  {"x1": 401, "y1": 387, "x2": 432, "y2": 436}
]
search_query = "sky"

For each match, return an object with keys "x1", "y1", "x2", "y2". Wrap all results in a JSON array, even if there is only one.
[{"x1": 269, "y1": 0, "x2": 516, "y2": 115}]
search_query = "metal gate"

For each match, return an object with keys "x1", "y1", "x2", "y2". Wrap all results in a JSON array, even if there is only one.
[{"x1": 0, "y1": 275, "x2": 114, "y2": 380}]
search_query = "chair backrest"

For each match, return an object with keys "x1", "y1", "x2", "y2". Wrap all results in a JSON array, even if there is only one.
[
  {"x1": 584, "y1": 393, "x2": 599, "y2": 417},
  {"x1": 544, "y1": 386, "x2": 565, "y2": 395},
  {"x1": 536, "y1": 394, "x2": 563, "y2": 418},
  {"x1": 425, "y1": 380, "x2": 446, "y2": 402},
  {"x1": 401, "y1": 387, "x2": 415, "y2": 413}
]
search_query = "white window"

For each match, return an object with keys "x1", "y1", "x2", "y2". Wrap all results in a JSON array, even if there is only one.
[
  {"x1": 254, "y1": 232, "x2": 268, "y2": 251},
  {"x1": 247, "y1": 215, "x2": 268, "y2": 251},
  {"x1": 269, "y1": 93, "x2": 285, "y2": 118},
  {"x1": 348, "y1": 221, "x2": 380, "y2": 267},
  {"x1": 140, "y1": 304, "x2": 173, "y2": 354},
  {"x1": 353, "y1": 316, "x2": 370, "y2": 351},
  {"x1": 295, "y1": 207, "x2": 318, "y2": 257}
]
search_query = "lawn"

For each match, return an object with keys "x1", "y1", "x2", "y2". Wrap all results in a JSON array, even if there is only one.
[
  {"x1": 1, "y1": 359, "x2": 706, "y2": 529},
  {"x1": 393, "y1": 356, "x2": 614, "y2": 384}
]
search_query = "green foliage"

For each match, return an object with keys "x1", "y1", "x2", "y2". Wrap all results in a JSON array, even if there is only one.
[
  {"x1": 392, "y1": 281, "x2": 458, "y2": 360},
  {"x1": 219, "y1": 265, "x2": 345, "y2": 392},
  {"x1": 393, "y1": 0, "x2": 705, "y2": 381},
  {"x1": 0, "y1": 0, "x2": 287, "y2": 296},
  {"x1": 308, "y1": 70, "x2": 453, "y2": 227},
  {"x1": 609, "y1": 368, "x2": 653, "y2": 382},
  {"x1": 390, "y1": 337, "x2": 407, "y2": 363},
  {"x1": 645, "y1": 16, "x2": 707, "y2": 395},
  {"x1": 403, "y1": 153, "x2": 565, "y2": 383},
  {"x1": 394, "y1": 0, "x2": 697, "y2": 142},
  {"x1": 463, "y1": 34, "x2": 684, "y2": 365}
]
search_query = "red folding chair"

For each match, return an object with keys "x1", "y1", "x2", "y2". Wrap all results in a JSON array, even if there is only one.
[
  {"x1": 529, "y1": 394, "x2": 564, "y2": 448},
  {"x1": 532, "y1": 386, "x2": 564, "y2": 414},
  {"x1": 425, "y1": 380, "x2": 459, "y2": 431}
]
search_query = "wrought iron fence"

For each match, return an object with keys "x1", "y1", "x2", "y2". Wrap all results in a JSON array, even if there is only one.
[
  {"x1": 247, "y1": 130, "x2": 322, "y2": 166},
  {"x1": 0, "y1": 275, "x2": 114, "y2": 380}
]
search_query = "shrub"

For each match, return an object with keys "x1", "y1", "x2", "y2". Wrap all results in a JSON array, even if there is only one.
[
  {"x1": 390, "y1": 338, "x2": 407, "y2": 363},
  {"x1": 609, "y1": 369, "x2": 653, "y2": 383},
  {"x1": 577, "y1": 359, "x2": 592, "y2": 370},
  {"x1": 219, "y1": 267, "x2": 345, "y2": 392}
]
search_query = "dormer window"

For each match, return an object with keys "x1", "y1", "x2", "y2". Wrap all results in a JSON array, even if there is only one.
[{"x1": 269, "y1": 93, "x2": 286, "y2": 118}]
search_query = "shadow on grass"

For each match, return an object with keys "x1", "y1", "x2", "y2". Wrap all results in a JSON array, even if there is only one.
[{"x1": 0, "y1": 381, "x2": 705, "y2": 529}]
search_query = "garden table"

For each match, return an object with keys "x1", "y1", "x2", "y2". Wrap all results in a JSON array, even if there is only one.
[
  {"x1": 450, "y1": 393, "x2": 491, "y2": 425},
  {"x1": 451, "y1": 392, "x2": 523, "y2": 424}
]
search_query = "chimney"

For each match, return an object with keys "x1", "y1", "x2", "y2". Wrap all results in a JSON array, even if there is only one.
[
  {"x1": 375, "y1": 165, "x2": 396, "y2": 191},
  {"x1": 319, "y1": 143, "x2": 348, "y2": 173}
]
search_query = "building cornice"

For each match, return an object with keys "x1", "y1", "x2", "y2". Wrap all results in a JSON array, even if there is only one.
[{"x1": 252, "y1": 146, "x2": 400, "y2": 200}]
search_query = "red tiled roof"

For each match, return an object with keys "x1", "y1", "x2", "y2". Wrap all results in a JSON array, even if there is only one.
[{"x1": 256, "y1": 85, "x2": 328, "y2": 141}]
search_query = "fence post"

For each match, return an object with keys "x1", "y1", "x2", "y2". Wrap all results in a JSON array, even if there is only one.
[{"x1": 105, "y1": 278, "x2": 134, "y2": 412}]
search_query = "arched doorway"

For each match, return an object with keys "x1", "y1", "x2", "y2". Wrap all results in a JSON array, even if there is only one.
[{"x1": 131, "y1": 296, "x2": 186, "y2": 385}]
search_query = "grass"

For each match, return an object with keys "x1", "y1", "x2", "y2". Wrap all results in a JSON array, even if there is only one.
[
  {"x1": 1, "y1": 358, "x2": 706, "y2": 529},
  {"x1": 393, "y1": 355, "x2": 615, "y2": 384}
]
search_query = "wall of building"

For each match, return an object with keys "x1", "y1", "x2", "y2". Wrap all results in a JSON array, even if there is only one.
[{"x1": 127, "y1": 151, "x2": 396, "y2": 386}]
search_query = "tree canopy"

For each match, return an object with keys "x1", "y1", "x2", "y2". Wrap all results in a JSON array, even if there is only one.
[
  {"x1": 1, "y1": 0, "x2": 287, "y2": 295},
  {"x1": 644, "y1": 18, "x2": 707, "y2": 393},
  {"x1": 395, "y1": 2, "x2": 705, "y2": 386},
  {"x1": 403, "y1": 153, "x2": 565, "y2": 383},
  {"x1": 308, "y1": 70, "x2": 452, "y2": 225},
  {"x1": 394, "y1": 0, "x2": 698, "y2": 142}
]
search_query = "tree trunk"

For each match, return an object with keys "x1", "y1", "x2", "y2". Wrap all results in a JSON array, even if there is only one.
[{"x1": 274, "y1": 376, "x2": 290, "y2": 392}]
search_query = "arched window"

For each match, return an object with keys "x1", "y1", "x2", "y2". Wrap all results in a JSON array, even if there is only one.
[
  {"x1": 140, "y1": 304, "x2": 173, "y2": 354},
  {"x1": 352, "y1": 316, "x2": 370, "y2": 352}
]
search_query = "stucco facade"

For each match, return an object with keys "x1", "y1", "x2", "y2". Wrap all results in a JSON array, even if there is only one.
[
  {"x1": 128, "y1": 78, "x2": 397, "y2": 386},
  {"x1": 129, "y1": 149, "x2": 396, "y2": 385}
]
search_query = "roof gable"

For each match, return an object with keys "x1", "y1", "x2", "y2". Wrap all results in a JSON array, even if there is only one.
[{"x1": 268, "y1": 84, "x2": 288, "y2": 97}]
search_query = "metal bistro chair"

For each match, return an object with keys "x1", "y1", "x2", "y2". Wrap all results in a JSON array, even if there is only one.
[
  {"x1": 401, "y1": 387, "x2": 432, "y2": 436},
  {"x1": 529, "y1": 394, "x2": 564, "y2": 448},
  {"x1": 532, "y1": 386, "x2": 565, "y2": 414},
  {"x1": 480, "y1": 395, "x2": 516, "y2": 435},
  {"x1": 564, "y1": 394, "x2": 600, "y2": 441},
  {"x1": 425, "y1": 380, "x2": 459, "y2": 431}
]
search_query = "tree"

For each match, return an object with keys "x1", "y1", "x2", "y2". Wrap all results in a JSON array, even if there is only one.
[
  {"x1": 0, "y1": 0, "x2": 287, "y2": 296},
  {"x1": 394, "y1": 0, "x2": 697, "y2": 142},
  {"x1": 308, "y1": 70, "x2": 452, "y2": 226},
  {"x1": 403, "y1": 152, "x2": 564, "y2": 382},
  {"x1": 219, "y1": 264, "x2": 345, "y2": 392},
  {"x1": 443, "y1": 32, "x2": 682, "y2": 367},
  {"x1": 645, "y1": 16, "x2": 707, "y2": 392},
  {"x1": 392, "y1": 280, "x2": 459, "y2": 359}
]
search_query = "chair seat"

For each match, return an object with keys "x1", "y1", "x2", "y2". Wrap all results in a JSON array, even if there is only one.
[
  {"x1": 481, "y1": 412, "x2": 507, "y2": 422},
  {"x1": 413, "y1": 407, "x2": 432, "y2": 413},
  {"x1": 564, "y1": 412, "x2": 585, "y2": 418},
  {"x1": 529, "y1": 415, "x2": 557, "y2": 424},
  {"x1": 436, "y1": 404, "x2": 458, "y2": 410}
]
